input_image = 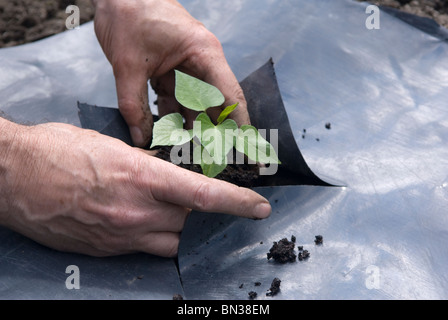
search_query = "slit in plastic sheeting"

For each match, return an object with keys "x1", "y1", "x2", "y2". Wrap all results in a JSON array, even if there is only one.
[{"x1": 78, "y1": 59, "x2": 336, "y2": 187}]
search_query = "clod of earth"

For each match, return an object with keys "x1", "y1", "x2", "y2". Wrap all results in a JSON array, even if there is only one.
[
  {"x1": 266, "y1": 278, "x2": 281, "y2": 297},
  {"x1": 298, "y1": 250, "x2": 310, "y2": 261},
  {"x1": 248, "y1": 291, "x2": 258, "y2": 300},
  {"x1": 267, "y1": 238, "x2": 296, "y2": 263}
]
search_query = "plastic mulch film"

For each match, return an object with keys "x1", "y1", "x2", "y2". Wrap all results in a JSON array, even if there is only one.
[
  {"x1": 1, "y1": 0, "x2": 448, "y2": 299},
  {"x1": 78, "y1": 58, "x2": 332, "y2": 187}
]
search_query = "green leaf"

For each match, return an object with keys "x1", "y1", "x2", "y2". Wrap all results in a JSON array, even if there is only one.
[
  {"x1": 193, "y1": 143, "x2": 227, "y2": 178},
  {"x1": 235, "y1": 125, "x2": 281, "y2": 164},
  {"x1": 175, "y1": 70, "x2": 225, "y2": 112},
  {"x1": 217, "y1": 103, "x2": 239, "y2": 124},
  {"x1": 194, "y1": 112, "x2": 237, "y2": 165},
  {"x1": 150, "y1": 113, "x2": 192, "y2": 148}
]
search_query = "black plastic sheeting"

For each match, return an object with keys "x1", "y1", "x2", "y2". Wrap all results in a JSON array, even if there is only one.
[
  {"x1": 1, "y1": 0, "x2": 448, "y2": 299},
  {"x1": 379, "y1": 5, "x2": 448, "y2": 41},
  {"x1": 78, "y1": 59, "x2": 332, "y2": 187}
]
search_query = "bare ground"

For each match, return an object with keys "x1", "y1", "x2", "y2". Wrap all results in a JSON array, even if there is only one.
[
  {"x1": 357, "y1": 0, "x2": 448, "y2": 29},
  {"x1": 1, "y1": 1, "x2": 447, "y2": 48},
  {"x1": 0, "y1": 0, "x2": 95, "y2": 48}
]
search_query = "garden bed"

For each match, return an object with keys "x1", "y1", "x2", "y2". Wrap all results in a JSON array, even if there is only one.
[{"x1": 1, "y1": 1, "x2": 447, "y2": 49}]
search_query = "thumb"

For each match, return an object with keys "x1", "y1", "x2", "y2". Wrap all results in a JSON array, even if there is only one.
[
  {"x1": 203, "y1": 63, "x2": 250, "y2": 126},
  {"x1": 115, "y1": 72, "x2": 154, "y2": 147},
  {"x1": 182, "y1": 32, "x2": 251, "y2": 126}
]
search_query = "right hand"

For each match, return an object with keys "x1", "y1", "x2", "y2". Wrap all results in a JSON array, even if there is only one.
[
  {"x1": 0, "y1": 121, "x2": 271, "y2": 257},
  {"x1": 93, "y1": 0, "x2": 251, "y2": 147}
]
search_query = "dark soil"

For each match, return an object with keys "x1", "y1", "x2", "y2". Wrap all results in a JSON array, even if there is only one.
[
  {"x1": 357, "y1": 0, "x2": 448, "y2": 29},
  {"x1": 1, "y1": 1, "x2": 447, "y2": 49},
  {"x1": 0, "y1": 0, "x2": 95, "y2": 48},
  {"x1": 244, "y1": 234, "x2": 322, "y2": 299},
  {"x1": 153, "y1": 145, "x2": 260, "y2": 188},
  {"x1": 245, "y1": 277, "x2": 281, "y2": 299},
  {"x1": 267, "y1": 238, "x2": 297, "y2": 263},
  {"x1": 267, "y1": 235, "x2": 315, "y2": 264},
  {"x1": 314, "y1": 235, "x2": 323, "y2": 245},
  {"x1": 172, "y1": 293, "x2": 184, "y2": 300},
  {"x1": 266, "y1": 278, "x2": 281, "y2": 297},
  {"x1": 298, "y1": 249, "x2": 310, "y2": 261}
]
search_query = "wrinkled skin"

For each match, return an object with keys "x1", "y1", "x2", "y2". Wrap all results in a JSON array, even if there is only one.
[
  {"x1": 0, "y1": 0, "x2": 271, "y2": 258},
  {"x1": 0, "y1": 121, "x2": 271, "y2": 257},
  {"x1": 93, "y1": 0, "x2": 250, "y2": 147}
]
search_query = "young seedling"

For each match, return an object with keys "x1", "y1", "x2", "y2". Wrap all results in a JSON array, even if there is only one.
[{"x1": 150, "y1": 70, "x2": 280, "y2": 178}]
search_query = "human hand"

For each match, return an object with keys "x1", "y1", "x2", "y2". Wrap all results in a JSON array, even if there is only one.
[
  {"x1": 92, "y1": 0, "x2": 250, "y2": 147},
  {"x1": 0, "y1": 120, "x2": 271, "y2": 257}
]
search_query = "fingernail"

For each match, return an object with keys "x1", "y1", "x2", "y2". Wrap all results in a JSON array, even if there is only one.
[
  {"x1": 130, "y1": 126, "x2": 145, "y2": 147},
  {"x1": 254, "y1": 202, "x2": 272, "y2": 219}
]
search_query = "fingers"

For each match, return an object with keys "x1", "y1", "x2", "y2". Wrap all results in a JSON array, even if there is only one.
[
  {"x1": 203, "y1": 63, "x2": 250, "y2": 126},
  {"x1": 125, "y1": 203, "x2": 188, "y2": 258},
  {"x1": 136, "y1": 148, "x2": 159, "y2": 157},
  {"x1": 115, "y1": 71, "x2": 154, "y2": 147},
  {"x1": 184, "y1": 31, "x2": 251, "y2": 126},
  {"x1": 147, "y1": 160, "x2": 272, "y2": 220},
  {"x1": 150, "y1": 73, "x2": 199, "y2": 129},
  {"x1": 149, "y1": 29, "x2": 251, "y2": 127},
  {"x1": 142, "y1": 202, "x2": 191, "y2": 233},
  {"x1": 133, "y1": 232, "x2": 181, "y2": 257},
  {"x1": 73, "y1": 232, "x2": 181, "y2": 258},
  {"x1": 150, "y1": 71, "x2": 177, "y2": 116},
  {"x1": 110, "y1": 201, "x2": 189, "y2": 257}
]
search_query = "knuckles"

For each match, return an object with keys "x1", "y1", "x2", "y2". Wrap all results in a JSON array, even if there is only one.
[{"x1": 192, "y1": 181, "x2": 213, "y2": 212}]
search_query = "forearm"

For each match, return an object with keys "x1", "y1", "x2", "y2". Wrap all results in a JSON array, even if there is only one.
[{"x1": 0, "y1": 117, "x2": 22, "y2": 226}]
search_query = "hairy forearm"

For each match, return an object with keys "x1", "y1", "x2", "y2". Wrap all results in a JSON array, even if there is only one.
[{"x1": 0, "y1": 117, "x2": 22, "y2": 226}]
